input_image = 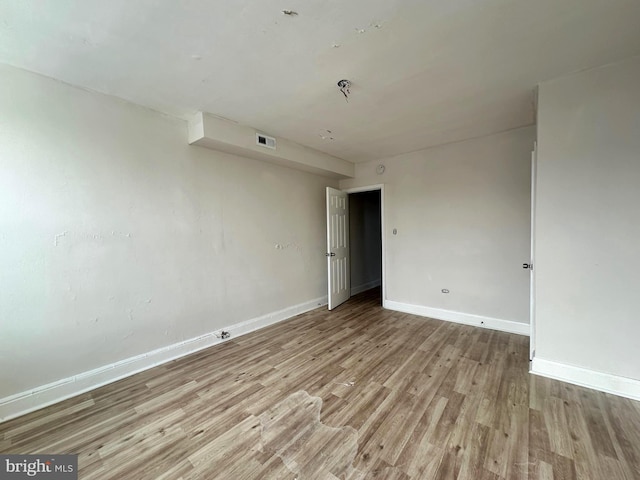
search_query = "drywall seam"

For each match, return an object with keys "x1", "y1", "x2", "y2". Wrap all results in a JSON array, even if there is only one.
[
  {"x1": 531, "y1": 357, "x2": 640, "y2": 402},
  {"x1": 350, "y1": 279, "x2": 381, "y2": 296},
  {"x1": 384, "y1": 300, "x2": 530, "y2": 336},
  {"x1": 0, "y1": 296, "x2": 328, "y2": 423}
]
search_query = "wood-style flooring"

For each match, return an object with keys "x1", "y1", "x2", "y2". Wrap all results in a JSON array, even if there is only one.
[{"x1": 2, "y1": 288, "x2": 640, "y2": 479}]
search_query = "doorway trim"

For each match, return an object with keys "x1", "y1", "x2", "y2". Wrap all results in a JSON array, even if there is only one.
[
  {"x1": 342, "y1": 184, "x2": 387, "y2": 307},
  {"x1": 529, "y1": 142, "x2": 537, "y2": 361}
]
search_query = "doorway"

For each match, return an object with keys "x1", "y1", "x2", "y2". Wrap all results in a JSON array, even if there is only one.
[
  {"x1": 348, "y1": 190, "x2": 382, "y2": 304},
  {"x1": 326, "y1": 185, "x2": 385, "y2": 310}
]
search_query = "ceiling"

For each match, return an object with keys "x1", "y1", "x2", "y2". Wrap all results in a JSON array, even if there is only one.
[{"x1": 1, "y1": 0, "x2": 640, "y2": 163}]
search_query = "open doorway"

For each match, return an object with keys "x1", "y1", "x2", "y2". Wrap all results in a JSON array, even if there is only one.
[
  {"x1": 348, "y1": 189, "x2": 382, "y2": 305},
  {"x1": 326, "y1": 185, "x2": 385, "y2": 310}
]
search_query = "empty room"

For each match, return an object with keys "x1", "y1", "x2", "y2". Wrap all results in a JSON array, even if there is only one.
[{"x1": 1, "y1": 1, "x2": 640, "y2": 479}]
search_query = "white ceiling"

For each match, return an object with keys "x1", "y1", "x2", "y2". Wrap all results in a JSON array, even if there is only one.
[{"x1": 1, "y1": 0, "x2": 640, "y2": 163}]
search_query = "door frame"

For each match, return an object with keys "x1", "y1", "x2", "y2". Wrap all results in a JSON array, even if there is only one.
[
  {"x1": 342, "y1": 184, "x2": 387, "y2": 307},
  {"x1": 529, "y1": 142, "x2": 537, "y2": 361}
]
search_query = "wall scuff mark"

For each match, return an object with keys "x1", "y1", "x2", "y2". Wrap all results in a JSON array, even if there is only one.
[
  {"x1": 274, "y1": 242, "x2": 301, "y2": 251},
  {"x1": 54, "y1": 231, "x2": 67, "y2": 246}
]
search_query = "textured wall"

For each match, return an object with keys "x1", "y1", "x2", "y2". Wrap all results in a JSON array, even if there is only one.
[{"x1": 0, "y1": 64, "x2": 336, "y2": 398}]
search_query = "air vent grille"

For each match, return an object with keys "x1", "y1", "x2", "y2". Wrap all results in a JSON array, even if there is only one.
[{"x1": 256, "y1": 133, "x2": 276, "y2": 149}]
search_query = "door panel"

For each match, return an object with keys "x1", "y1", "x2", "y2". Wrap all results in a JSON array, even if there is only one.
[{"x1": 326, "y1": 187, "x2": 350, "y2": 310}]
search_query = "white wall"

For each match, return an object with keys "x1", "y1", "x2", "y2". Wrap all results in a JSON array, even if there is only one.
[
  {"x1": 349, "y1": 191, "x2": 381, "y2": 293},
  {"x1": 534, "y1": 56, "x2": 640, "y2": 396},
  {"x1": 0, "y1": 64, "x2": 336, "y2": 410},
  {"x1": 341, "y1": 127, "x2": 534, "y2": 332}
]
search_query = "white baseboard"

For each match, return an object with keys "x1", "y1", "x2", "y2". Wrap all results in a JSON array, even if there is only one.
[
  {"x1": 383, "y1": 300, "x2": 530, "y2": 336},
  {"x1": 531, "y1": 357, "x2": 640, "y2": 401},
  {"x1": 0, "y1": 296, "x2": 327, "y2": 423},
  {"x1": 350, "y1": 279, "x2": 381, "y2": 296}
]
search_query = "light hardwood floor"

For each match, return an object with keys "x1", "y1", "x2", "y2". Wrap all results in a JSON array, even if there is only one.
[{"x1": 2, "y1": 288, "x2": 640, "y2": 479}]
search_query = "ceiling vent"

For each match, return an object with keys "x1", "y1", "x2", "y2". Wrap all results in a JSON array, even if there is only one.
[{"x1": 256, "y1": 133, "x2": 276, "y2": 149}]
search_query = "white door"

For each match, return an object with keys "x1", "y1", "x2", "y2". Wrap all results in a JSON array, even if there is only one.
[
  {"x1": 529, "y1": 142, "x2": 537, "y2": 361},
  {"x1": 326, "y1": 187, "x2": 350, "y2": 310}
]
